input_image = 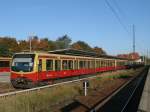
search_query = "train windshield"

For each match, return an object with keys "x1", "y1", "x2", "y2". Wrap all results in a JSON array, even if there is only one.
[{"x1": 11, "y1": 54, "x2": 35, "y2": 72}]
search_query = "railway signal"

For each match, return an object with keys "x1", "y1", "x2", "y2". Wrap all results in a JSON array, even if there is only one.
[{"x1": 83, "y1": 80, "x2": 89, "y2": 96}]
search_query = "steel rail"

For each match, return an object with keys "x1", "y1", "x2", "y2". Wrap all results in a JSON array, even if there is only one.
[
  {"x1": 90, "y1": 68, "x2": 147, "y2": 112},
  {"x1": 120, "y1": 68, "x2": 149, "y2": 112}
]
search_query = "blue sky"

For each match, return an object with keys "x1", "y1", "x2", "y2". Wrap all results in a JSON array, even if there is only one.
[{"x1": 0, "y1": 0, "x2": 149, "y2": 55}]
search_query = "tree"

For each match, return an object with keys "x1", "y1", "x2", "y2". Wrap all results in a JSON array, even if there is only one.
[
  {"x1": 18, "y1": 40, "x2": 29, "y2": 51},
  {"x1": 55, "y1": 35, "x2": 72, "y2": 49},
  {"x1": 92, "y1": 46, "x2": 107, "y2": 55},
  {"x1": 0, "y1": 44, "x2": 11, "y2": 57},
  {"x1": 30, "y1": 36, "x2": 39, "y2": 51},
  {"x1": 48, "y1": 40, "x2": 57, "y2": 51},
  {"x1": 71, "y1": 42, "x2": 82, "y2": 50},
  {"x1": 71, "y1": 41, "x2": 92, "y2": 51},
  {"x1": 0, "y1": 37, "x2": 19, "y2": 54},
  {"x1": 38, "y1": 38, "x2": 49, "y2": 51}
]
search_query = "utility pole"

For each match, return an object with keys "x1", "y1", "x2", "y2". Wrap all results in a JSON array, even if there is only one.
[
  {"x1": 29, "y1": 36, "x2": 32, "y2": 52},
  {"x1": 29, "y1": 32, "x2": 35, "y2": 52},
  {"x1": 149, "y1": 50, "x2": 150, "y2": 65},
  {"x1": 147, "y1": 49, "x2": 149, "y2": 65},
  {"x1": 143, "y1": 55, "x2": 145, "y2": 65},
  {"x1": 133, "y1": 24, "x2": 135, "y2": 53}
]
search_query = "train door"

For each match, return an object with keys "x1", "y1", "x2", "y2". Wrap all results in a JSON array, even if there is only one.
[
  {"x1": 55, "y1": 60, "x2": 61, "y2": 77},
  {"x1": 38, "y1": 59, "x2": 43, "y2": 81}
]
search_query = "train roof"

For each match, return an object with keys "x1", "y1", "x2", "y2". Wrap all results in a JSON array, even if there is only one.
[
  {"x1": 0, "y1": 57, "x2": 11, "y2": 60},
  {"x1": 15, "y1": 49, "x2": 130, "y2": 61},
  {"x1": 48, "y1": 48, "x2": 129, "y2": 60}
]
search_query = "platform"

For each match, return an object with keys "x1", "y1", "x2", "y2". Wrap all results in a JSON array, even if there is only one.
[
  {"x1": 137, "y1": 68, "x2": 150, "y2": 112},
  {"x1": 0, "y1": 72, "x2": 10, "y2": 83}
]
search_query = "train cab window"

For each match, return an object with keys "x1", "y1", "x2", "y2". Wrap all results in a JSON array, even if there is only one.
[
  {"x1": 55, "y1": 60, "x2": 61, "y2": 71},
  {"x1": 62, "y1": 60, "x2": 68, "y2": 70},
  {"x1": 46, "y1": 60, "x2": 53, "y2": 71}
]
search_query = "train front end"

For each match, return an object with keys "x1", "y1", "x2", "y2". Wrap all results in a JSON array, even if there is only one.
[{"x1": 11, "y1": 53, "x2": 38, "y2": 88}]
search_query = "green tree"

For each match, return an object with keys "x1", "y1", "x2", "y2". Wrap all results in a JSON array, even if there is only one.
[
  {"x1": 92, "y1": 46, "x2": 107, "y2": 55},
  {"x1": 48, "y1": 40, "x2": 57, "y2": 51},
  {"x1": 55, "y1": 35, "x2": 72, "y2": 49},
  {"x1": 71, "y1": 41, "x2": 92, "y2": 51},
  {"x1": 18, "y1": 40, "x2": 29, "y2": 51},
  {"x1": 31, "y1": 36, "x2": 39, "y2": 51},
  {"x1": 0, "y1": 44, "x2": 11, "y2": 57},
  {"x1": 38, "y1": 38, "x2": 49, "y2": 51},
  {"x1": 0, "y1": 37, "x2": 19, "y2": 55}
]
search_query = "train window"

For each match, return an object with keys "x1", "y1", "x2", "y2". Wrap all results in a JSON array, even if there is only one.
[
  {"x1": 105, "y1": 61, "x2": 107, "y2": 67},
  {"x1": 110, "y1": 61, "x2": 112, "y2": 66},
  {"x1": 103, "y1": 60, "x2": 105, "y2": 67},
  {"x1": 110, "y1": 61, "x2": 112, "y2": 67},
  {"x1": 79, "y1": 61, "x2": 83, "y2": 69},
  {"x1": 85, "y1": 61, "x2": 88, "y2": 69},
  {"x1": 83, "y1": 61, "x2": 86, "y2": 68},
  {"x1": 74, "y1": 60, "x2": 78, "y2": 70},
  {"x1": 108, "y1": 61, "x2": 111, "y2": 67},
  {"x1": 101, "y1": 60, "x2": 104, "y2": 67},
  {"x1": 107, "y1": 60, "x2": 109, "y2": 67},
  {"x1": 96, "y1": 61, "x2": 99, "y2": 68},
  {"x1": 91, "y1": 60, "x2": 95, "y2": 68},
  {"x1": 68, "y1": 60, "x2": 73, "y2": 70},
  {"x1": 101, "y1": 61, "x2": 103, "y2": 67},
  {"x1": 46, "y1": 60, "x2": 53, "y2": 71},
  {"x1": 55, "y1": 60, "x2": 61, "y2": 71},
  {"x1": 62, "y1": 60, "x2": 68, "y2": 70},
  {"x1": 79, "y1": 61, "x2": 85, "y2": 69},
  {"x1": 99, "y1": 60, "x2": 101, "y2": 67},
  {"x1": 0, "y1": 61, "x2": 10, "y2": 67},
  {"x1": 88, "y1": 61, "x2": 90, "y2": 69},
  {"x1": 112, "y1": 61, "x2": 115, "y2": 66}
]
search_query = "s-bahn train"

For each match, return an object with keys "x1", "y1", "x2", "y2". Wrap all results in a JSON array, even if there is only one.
[
  {"x1": 0, "y1": 57, "x2": 11, "y2": 72},
  {"x1": 10, "y1": 49, "x2": 139, "y2": 88}
]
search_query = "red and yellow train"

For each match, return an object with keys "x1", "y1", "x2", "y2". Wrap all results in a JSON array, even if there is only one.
[
  {"x1": 10, "y1": 49, "x2": 130, "y2": 88},
  {"x1": 0, "y1": 57, "x2": 11, "y2": 72}
]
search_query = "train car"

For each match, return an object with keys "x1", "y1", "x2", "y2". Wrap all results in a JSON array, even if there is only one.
[
  {"x1": 10, "y1": 50, "x2": 128, "y2": 88},
  {"x1": 0, "y1": 57, "x2": 11, "y2": 72}
]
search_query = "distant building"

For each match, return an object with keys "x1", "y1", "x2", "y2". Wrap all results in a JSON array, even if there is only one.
[{"x1": 117, "y1": 52, "x2": 142, "y2": 62}]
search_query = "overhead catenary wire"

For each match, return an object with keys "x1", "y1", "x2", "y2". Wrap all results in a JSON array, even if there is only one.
[
  {"x1": 105, "y1": 0, "x2": 130, "y2": 34},
  {"x1": 105, "y1": 0, "x2": 149, "y2": 56},
  {"x1": 111, "y1": 0, "x2": 126, "y2": 19}
]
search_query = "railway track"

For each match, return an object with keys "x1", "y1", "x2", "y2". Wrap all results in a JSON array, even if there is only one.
[
  {"x1": 60, "y1": 67, "x2": 148, "y2": 112},
  {"x1": 96, "y1": 67, "x2": 148, "y2": 112}
]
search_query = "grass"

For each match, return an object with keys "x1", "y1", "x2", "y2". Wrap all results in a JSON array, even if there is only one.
[
  {"x1": 0, "y1": 67, "x2": 144, "y2": 112},
  {"x1": 0, "y1": 84, "x2": 81, "y2": 112},
  {"x1": 107, "y1": 74, "x2": 131, "y2": 79}
]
